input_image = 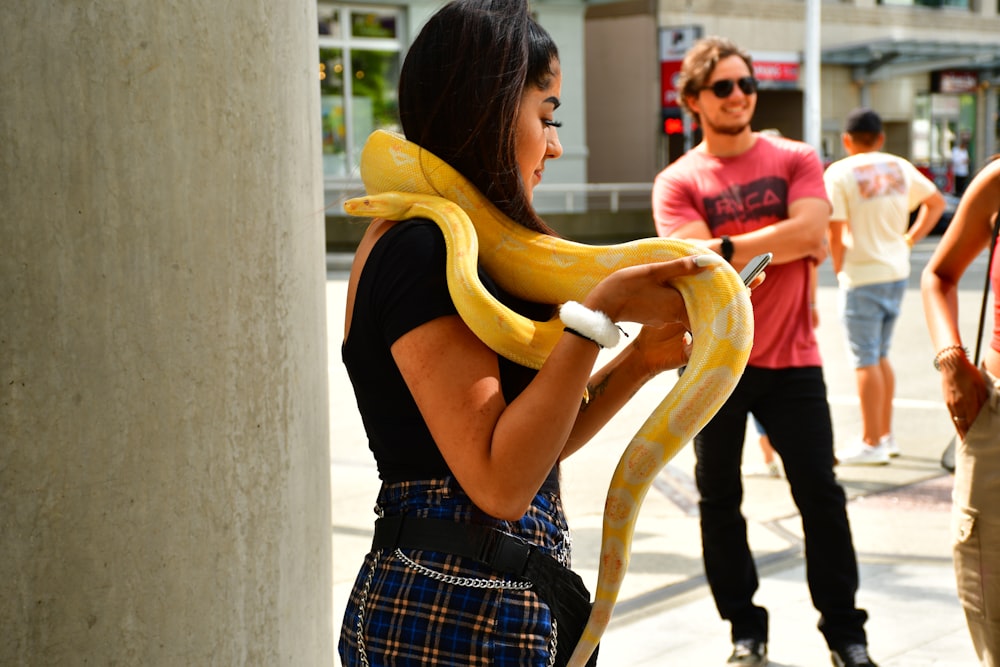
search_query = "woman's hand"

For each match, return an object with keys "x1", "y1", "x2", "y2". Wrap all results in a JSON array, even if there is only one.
[
  {"x1": 631, "y1": 323, "x2": 692, "y2": 379},
  {"x1": 626, "y1": 264, "x2": 764, "y2": 379},
  {"x1": 583, "y1": 256, "x2": 706, "y2": 329},
  {"x1": 942, "y1": 358, "x2": 989, "y2": 438}
]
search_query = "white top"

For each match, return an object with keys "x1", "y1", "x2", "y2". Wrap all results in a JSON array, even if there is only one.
[
  {"x1": 951, "y1": 145, "x2": 970, "y2": 177},
  {"x1": 824, "y1": 151, "x2": 938, "y2": 287}
]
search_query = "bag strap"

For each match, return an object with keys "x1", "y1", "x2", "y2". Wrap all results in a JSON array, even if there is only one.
[{"x1": 972, "y1": 206, "x2": 1000, "y2": 364}]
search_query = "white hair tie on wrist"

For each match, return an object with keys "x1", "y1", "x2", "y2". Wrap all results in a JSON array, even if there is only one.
[{"x1": 559, "y1": 301, "x2": 621, "y2": 349}]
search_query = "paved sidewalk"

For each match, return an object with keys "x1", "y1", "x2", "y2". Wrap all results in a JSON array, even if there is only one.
[
  {"x1": 589, "y1": 474, "x2": 975, "y2": 666},
  {"x1": 329, "y1": 237, "x2": 984, "y2": 666}
]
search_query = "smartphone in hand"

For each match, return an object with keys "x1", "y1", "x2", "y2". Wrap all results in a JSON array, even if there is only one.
[{"x1": 739, "y1": 252, "x2": 773, "y2": 286}]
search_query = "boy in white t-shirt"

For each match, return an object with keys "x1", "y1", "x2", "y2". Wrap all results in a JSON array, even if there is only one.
[{"x1": 824, "y1": 107, "x2": 946, "y2": 464}]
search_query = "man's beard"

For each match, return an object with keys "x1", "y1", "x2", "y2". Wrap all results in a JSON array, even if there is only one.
[{"x1": 702, "y1": 115, "x2": 750, "y2": 136}]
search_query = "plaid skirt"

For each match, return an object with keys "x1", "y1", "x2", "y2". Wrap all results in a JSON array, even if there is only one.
[{"x1": 338, "y1": 476, "x2": 578, "y2": 666}]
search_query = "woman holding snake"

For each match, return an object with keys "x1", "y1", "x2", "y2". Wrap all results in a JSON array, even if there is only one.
[{"x1": 338, "y1": 1, "x2": 716, "y2": 665}]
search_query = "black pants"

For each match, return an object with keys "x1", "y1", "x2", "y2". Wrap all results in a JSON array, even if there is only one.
[{"x1": 694, "y1": 365, "x2": 869, "y2": 648}]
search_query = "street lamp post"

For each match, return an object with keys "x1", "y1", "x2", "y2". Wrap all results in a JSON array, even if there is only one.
[{"x1": 804, "y1": 0, "x2": 822, "y2": 155}]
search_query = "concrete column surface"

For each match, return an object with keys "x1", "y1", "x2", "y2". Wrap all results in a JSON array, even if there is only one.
[{"x1": 1, "y1": 2, "x2": 332, "y2": 665}]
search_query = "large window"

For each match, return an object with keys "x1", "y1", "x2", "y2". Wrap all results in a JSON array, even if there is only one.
[{"x1": 318, "y1": 4, "x2": 403, "y2": 179}]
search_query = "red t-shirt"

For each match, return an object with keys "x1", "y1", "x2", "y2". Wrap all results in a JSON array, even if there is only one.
[{"x1": 652, "y1": 134, "x2": 830, "y2": 369}]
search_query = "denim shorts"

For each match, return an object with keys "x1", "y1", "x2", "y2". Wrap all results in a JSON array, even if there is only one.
[{"x1": 838, "y1": 279, "x2": 907, "y2": 368}]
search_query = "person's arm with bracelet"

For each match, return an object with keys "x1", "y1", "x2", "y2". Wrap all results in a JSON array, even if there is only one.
[
  {"x1": 921, "y1": 160, "x2": 1000, "y2": 436},
  {"x1": 395, "y1": 256, "x2": 703, "y2": 519}
]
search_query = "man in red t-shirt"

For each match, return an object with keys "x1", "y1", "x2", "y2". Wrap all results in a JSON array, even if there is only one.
[{"x1": 652, "y1": 36, "x2": 877, "y2": 667}]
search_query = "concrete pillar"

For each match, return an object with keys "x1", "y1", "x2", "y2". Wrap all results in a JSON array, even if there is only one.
[{"x1": 1, "y1": 2, "x2": 331, "y2": 665}]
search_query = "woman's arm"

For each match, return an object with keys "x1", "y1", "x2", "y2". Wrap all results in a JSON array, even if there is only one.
[
  {"x1": 563, "y1": 262, "x2": 766, "y2": 456},
  {"x1": 922, "y1": 160, "x2": 1000, "y2": 349},
  {"x1": 561, "y1": 322, "x2": 691, "y2": 458},
  {"x1": 921, "y1": 159, "x2": 1000, "y2": 435},
  {"x1": 392, "y1": 257, "x2": 703, "y2": 520}
]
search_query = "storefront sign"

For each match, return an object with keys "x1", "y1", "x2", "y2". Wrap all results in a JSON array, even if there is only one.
[
  {"x1": 660, "y1": 25, "x2": 701, "y2": 108},
  {"x1": 751, "y1": 51, "x2": 800, "y2": 86},
  {"x1": 661, "y1": 59, "x2": 683, "y2": 107},
  {"x1": 930, "y1": 93, "x2": 961, "y2": 117},
  {"x1": 938, "y1": 70, "x2": 978, "y2": 94},
  {"x1": 753, "y1": 61, "x2": 799, "y2": 83}
]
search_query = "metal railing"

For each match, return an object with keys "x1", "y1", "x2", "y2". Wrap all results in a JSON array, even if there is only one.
[
  {"x1": 532, "y1": 182, "x2": 653, "y2": 213},
  {"x1": 325, "y1": 179, "x2": 654, "y2": 215}
]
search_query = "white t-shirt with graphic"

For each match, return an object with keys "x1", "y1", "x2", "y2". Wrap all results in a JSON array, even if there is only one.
[{"x1": 824, "y1": 151, "x2": 937, "y2": 287}]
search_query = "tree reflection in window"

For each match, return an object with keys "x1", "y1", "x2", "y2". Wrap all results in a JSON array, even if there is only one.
[
  {"x1": 320, "y1": 47, "x2": 346, "y2": 160},
  {"x1": 318, "y1": 6, "x2": 402, "y2": 177}
]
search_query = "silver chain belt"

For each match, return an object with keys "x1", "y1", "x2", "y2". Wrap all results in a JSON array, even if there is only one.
[
  {"x1": 354, "y1": 548, "x2": 551, "y2": 665},
  {"x1": 393, "y1": 548, "x2": 534, "y2": 589}
]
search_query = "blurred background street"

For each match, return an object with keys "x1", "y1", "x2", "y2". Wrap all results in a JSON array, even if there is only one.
[{"x1": 329, "y1": 236, "x2": 990, "y2": 666}]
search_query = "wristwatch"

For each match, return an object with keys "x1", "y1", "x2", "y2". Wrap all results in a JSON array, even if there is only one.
[{"x1": 720, "y1": 235, "x2": 734, "y2": 263}]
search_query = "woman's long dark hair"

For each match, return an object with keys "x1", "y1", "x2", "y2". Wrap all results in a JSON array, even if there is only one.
[{"x1": 399, "y1": 0, "x2": 558, "y2": 234}]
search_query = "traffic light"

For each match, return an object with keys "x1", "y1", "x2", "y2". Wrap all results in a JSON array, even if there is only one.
[
  {"x1": 664, "y1": 117, "x2": 684, "y2": 135},
  {"x1": 661, "y1": 108, "x2": 696, "y2": 135}
]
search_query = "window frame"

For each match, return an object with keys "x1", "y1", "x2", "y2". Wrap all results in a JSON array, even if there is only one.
[{"x1": 318, "y1": 3, "x2": 405, "y2": 178}]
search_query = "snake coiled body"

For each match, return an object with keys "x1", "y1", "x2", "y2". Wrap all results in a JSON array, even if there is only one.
[{"x1": 344, "y1": 130, "x2": 753, "y2": 667}]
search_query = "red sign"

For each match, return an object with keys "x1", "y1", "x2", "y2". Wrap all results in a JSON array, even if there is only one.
[
  {"x1": 661, "y1": 60, "x2": 683, "y2": 107},
  {"x1": 939, "y1": 70, "x2": 978, "y2": 94},
  {"x1": 659, "y1": 26, "x2": 701, "y2": 109},
  {"x1": 753, "y1": 61, "x2": 799, "y2": 83}
]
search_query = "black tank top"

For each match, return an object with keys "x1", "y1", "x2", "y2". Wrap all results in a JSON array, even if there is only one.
[{"x1": 342, "y1": 219, "x2": 558, "y2": 489}]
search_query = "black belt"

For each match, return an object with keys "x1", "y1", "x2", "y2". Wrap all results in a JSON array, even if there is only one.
[
  {"x1": 371, "y1": 514, "x2": 599, "y2": 666},
  {"x1": 372, "y1": 515, "x2": 535, "y2": 577}
]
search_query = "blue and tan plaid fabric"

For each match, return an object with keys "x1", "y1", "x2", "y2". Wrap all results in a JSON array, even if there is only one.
[{"x1": 338, "y1": 477, "x2": 574, "y2": 666}]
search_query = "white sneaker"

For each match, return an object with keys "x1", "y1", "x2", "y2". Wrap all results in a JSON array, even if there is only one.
[
  {"x1": 747, "y1": 461, "x2": 783, "y2": 478},
  {"x1": 835, "y1": 439, "x2": 890, "y2": 466},
  {"x1": 880, "y1": 434, "x2": 900, "y2": 458}
]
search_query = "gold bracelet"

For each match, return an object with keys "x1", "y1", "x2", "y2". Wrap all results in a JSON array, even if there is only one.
[{"x1": 933, "y1": 344, "x2": 968, "y2": 371}]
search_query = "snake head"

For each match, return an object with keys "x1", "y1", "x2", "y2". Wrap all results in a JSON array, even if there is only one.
[
  {"x1": 343, "y1": 195, "x2": 381, "y2": 218},
  {"x1": 344, "y1": 192, "x2": 428, "y2": 222}
]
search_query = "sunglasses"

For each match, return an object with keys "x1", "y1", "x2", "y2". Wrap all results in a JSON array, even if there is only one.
[{"x1": 702, "y1": 76, "x2": 758, "y2": 98}]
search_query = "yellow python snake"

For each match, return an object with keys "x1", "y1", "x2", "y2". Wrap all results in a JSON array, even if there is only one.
[{"x1": 344, "y1": 130, "x2": 753, "y2": 667}]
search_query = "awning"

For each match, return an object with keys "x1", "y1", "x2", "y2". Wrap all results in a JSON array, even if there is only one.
[{"x1": 822, "y1": 38, "x2": 1000, "y2": 83}]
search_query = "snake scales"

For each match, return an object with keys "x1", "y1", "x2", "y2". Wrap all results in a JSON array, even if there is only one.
[{"x1": 344, "y1": 130, "x2": 754, "y2": 667}]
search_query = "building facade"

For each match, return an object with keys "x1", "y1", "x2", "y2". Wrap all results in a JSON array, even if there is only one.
[
  {"x1": 318, "y1": 0, "x2": 588, "y2": 218},
  {"x1": 321, "y1": 0, "x2": 1000, "y2": 237},
  {"x1": 590, "y1": 0, "x2": 1000, "y2": 189}
]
